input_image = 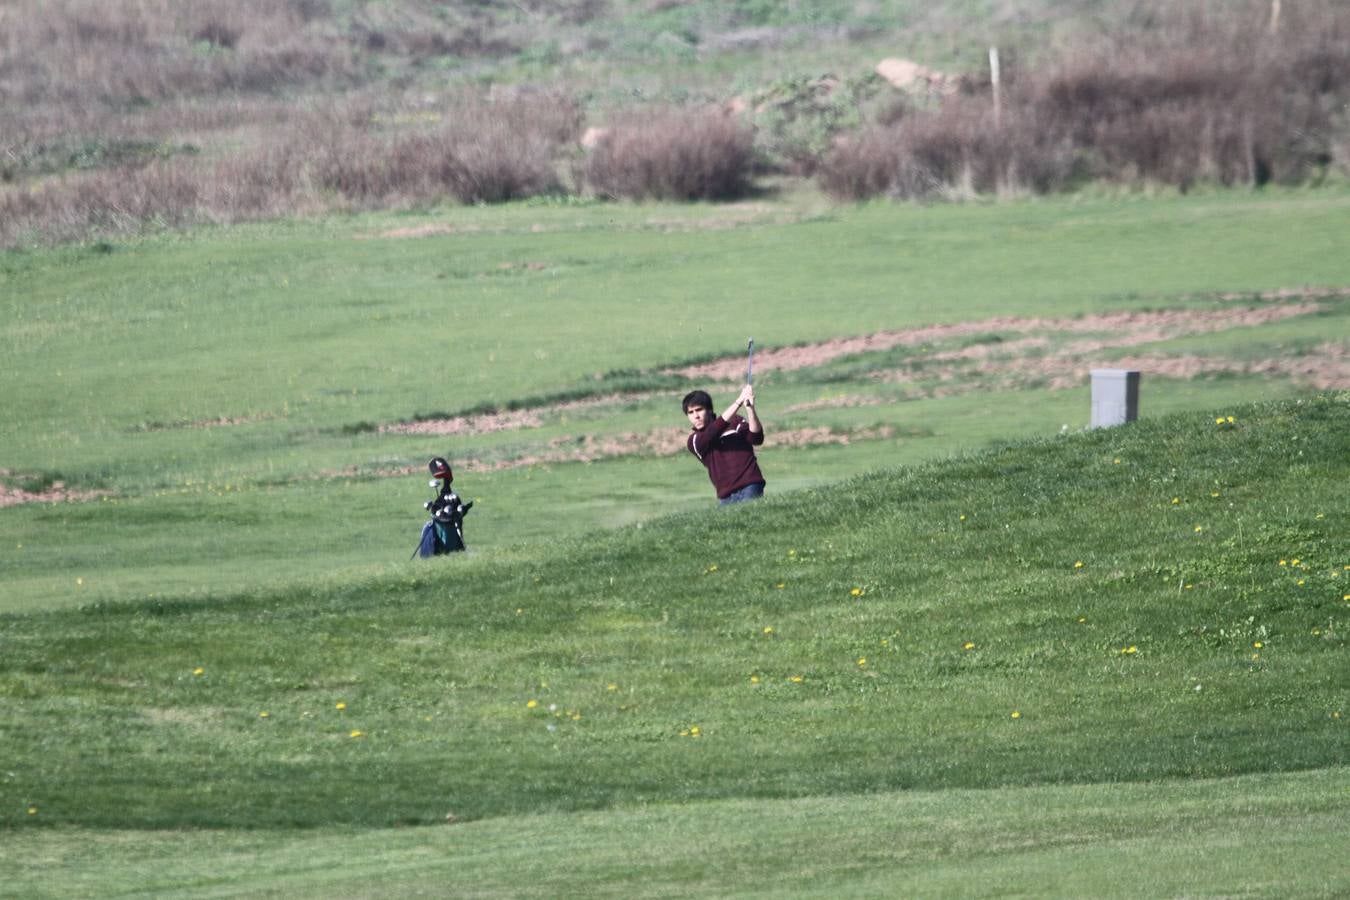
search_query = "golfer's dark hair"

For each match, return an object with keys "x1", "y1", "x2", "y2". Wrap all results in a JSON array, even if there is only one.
[{"x1": 682, "y1": 390, "x2": 713, "y2": 414}]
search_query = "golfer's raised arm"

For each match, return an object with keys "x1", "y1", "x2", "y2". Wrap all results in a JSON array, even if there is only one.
[
  {"x1": 719, "y1": 386, "x2": 751, "y2": 423},
  {"x1": 742, "y1": 387, "x2": 762, "y2": 435}
]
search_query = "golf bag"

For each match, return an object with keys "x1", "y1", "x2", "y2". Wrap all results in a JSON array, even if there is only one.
[{"x1": 414, "y1": 457, "x2": 472, "y2": 558}]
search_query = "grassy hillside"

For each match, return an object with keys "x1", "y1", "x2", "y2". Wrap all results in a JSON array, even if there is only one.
[
  {"x1": 2, "y1": 393, "x2": 1346, "y2": 894},
  {"x1": 4, "y1": 188, "x2": 1349, "y2": 612}
]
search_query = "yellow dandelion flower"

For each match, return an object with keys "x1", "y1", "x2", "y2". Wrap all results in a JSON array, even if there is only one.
[
  {"x1": 1292, "y1": 558, "x2": 1301, "y2": 566},
  {"x1": 959, "y1": 514, "x2": 967, "y2": 521},
  {"x1": 259, "y1": 711, "x2": 270, "y2": 719},
  {"x1": 690, "y1": 726, "x2": 701, "y2": 736},
  {"x1": 789, "y1": 675, "x2": 803, "y2": 683},
  {"x1": 750, "y1": 675, "x2": 760, "y2": 684},
  {"x1": 526, "y1": 699, "x2": 538, "y2": 709},
  {"x1": 963, "y1": 641, "x2": 976, "y2": 650},
  {"x1": 571, "y1": 712, "x2": 582, "y2": 721},
  {"x1": 1279, "y1": 559, "x2": 1288, "y2": 566},
  {"x1": 192, "y1": 667, "x2": 204, "y2": 676},
  {"x1": 1172, "y1": 497, "x2": 1181, "y2": 505},
  {"x1": 606, "y1": 683, "x2": 618, "y2": 691},
  {"x1": 1078, "y1": 616, "x2": 1087, "y2": 623},
  {"x1": 1226, "y1": 416, "x2": 1234, "y2": 424},
  {"x1": 1010, "y1": 711, "x2": 1021, "y2": 719},
  {"x1": 1194, "y1": 525, "x2": 1204, "y2": 533},
  {"x1": 775, "y1": 582, "x2": 785, "y2": 589},
  {"x1": 1210, "y1": 491, "x2": 1220, "y2": 498},
  {"x1": 763, "y1": 626, "x2": 774, "y2": 634},
  {"x1": 1122, "y1": 645, "x2": 1138, "y2": 655},
  {"x1": 857, "y1": 657, "x2": 867, "y2": 667},
  {"x1": 1074, "y1": 561, "x2": 1084, "y2": 569},
  {"x1": 850, "y1": 587, "x2": 863, "y2": 597},
  {"x1": 1113, "y1": 458, "x2": 1121, "y2": 465},
  {"x1": 1215, "y1": 417, "x2": 1225, "y2": 425},
  {"x1": 76, "y1": 577, "x2": 84, "y2": 586},
  {"x1": 27, "y1": 806, "x2": 38, "y2": 815},
  {"x1": 335, "y1": 702, "x2": 346, "y2": 711},
  {"x1": 1253, "y1": 641, "x2": 1263, "y2": 649},
  {"x1": 349, "y1": 730, "x2": 364, "y2": 738},
  {"x1": 1297, "y1": 579, "x2": 1305, "y2": 586},
  {"x1": 706, "y1": 564, "x2": 718, "y2": 573}
]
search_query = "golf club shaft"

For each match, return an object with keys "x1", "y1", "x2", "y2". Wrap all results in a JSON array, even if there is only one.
[{"x1": 746, "y1": 337, "x2": 754, "y2": 386}]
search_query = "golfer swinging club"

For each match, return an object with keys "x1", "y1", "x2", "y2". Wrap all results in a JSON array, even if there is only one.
[{"x1": 682, "y1": 339, "x2": 766, "y2": 504}]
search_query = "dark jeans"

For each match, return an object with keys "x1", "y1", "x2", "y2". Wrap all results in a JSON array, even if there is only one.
[{"x1": 720, "y1": 482, "x2": 765, "y2": 505}]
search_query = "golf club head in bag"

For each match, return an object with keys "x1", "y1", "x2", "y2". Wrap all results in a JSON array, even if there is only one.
[{"x1": 413, "y1": 456, "x2": 470, "y2": 558}]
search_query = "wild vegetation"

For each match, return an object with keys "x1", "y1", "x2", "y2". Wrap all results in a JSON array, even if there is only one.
[{"x1": 3, "y1": 0, "x2": 1348, "y2": 247}]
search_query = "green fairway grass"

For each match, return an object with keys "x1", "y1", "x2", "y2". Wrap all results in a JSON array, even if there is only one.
[
  {"x1": 3, "y1": 188, "x2": 1349, "y2": 611},
  {"x1": 2, "y1": 394, "x2": 1346, "y2": 895},
  {"x1": 4, "y1": 769, "x2": 1346, "y2": 898}
]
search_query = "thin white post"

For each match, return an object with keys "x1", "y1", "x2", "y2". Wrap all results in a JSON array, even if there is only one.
[{"x1": 989, "y1": 46, "x2": 1002, "y2": 128}]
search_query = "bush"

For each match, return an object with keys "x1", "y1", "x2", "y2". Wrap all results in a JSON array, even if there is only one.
[
  {"x1": 584, "y1": 108, "x2": 756, "y2": 201},
  {"x1": 744, "y1": 73, "x2": 893, "y2": 175},
  {"x1": 820, "y1": 100, "x2": 1080, "y2": 201},
  {"x1": 0, "y1": 91, "x2": 581, "y2": 248},
  {"x1": 817, "y1": 0, "x2": 1350, "y2": 200}
]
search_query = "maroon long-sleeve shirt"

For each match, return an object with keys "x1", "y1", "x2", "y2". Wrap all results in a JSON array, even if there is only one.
[{"x1": 687, "y1": 414, "x2": 765, "y2": 499}]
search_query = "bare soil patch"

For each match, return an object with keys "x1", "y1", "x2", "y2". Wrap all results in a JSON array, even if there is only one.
[
  {"x1": 0, "y1": 471, "x2": 110, "y2": 508},
  {"x1": 464, "y1": 424, "x2": 895, "y2": 471},
  {"x1": 382, "y1": 393, "x2": 665, "y2": 436},
  {"x1": 368, "y1": 224, "x2": 461, "y2": 240}
]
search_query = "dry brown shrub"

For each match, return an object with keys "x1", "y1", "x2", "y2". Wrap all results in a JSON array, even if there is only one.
[
  {"x1": 0, "y1": 90, "x2": 581, "y2": 247},
  {"x1": 583, "y1": 107, "x2": 755, "y2": 201},
  {"x1": 818, "y1": 0, "x2": 1350, "y2": 200}
]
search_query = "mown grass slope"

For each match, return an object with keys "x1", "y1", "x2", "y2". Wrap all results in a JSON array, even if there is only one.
[{"x1": 3, "y1": 395, "x2": 1344, "y2": 834}]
